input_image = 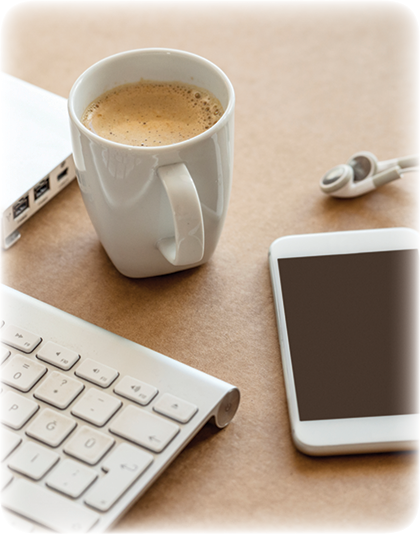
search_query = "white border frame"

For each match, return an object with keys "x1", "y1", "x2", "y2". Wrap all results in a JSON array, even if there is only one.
[{"x1": 269, "y1": 227, "x2": 419, "y2": 456}]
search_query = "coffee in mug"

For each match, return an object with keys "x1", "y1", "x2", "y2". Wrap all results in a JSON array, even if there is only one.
[{"x1": 81, "y1": 80, "x2": 224, "y2": 147}]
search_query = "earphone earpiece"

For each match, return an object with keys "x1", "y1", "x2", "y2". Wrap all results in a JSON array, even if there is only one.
[
  {"x1": 346, "y1": 151, "x2": 378, "y2": 181},
  {"x1": 320, "y1": 152, "x2": 419, "y2": 198}
]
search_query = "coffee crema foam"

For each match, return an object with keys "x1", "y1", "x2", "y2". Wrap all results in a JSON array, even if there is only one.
[{"x1": 81, "y1": 80, "x2": 224, "y2": 147}]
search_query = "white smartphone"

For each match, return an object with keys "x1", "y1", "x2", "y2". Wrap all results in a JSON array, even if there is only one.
[{"x1": 269, "y1": 227, "x2": 419, "y2": 456}]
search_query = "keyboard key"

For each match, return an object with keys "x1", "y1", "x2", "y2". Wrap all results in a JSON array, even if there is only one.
[
  {"x1": 1, "y1": 354, "x2": 47, "y2": 392},
  {"x1": 1, "y1": 346, "x2": 11, "y2": 363},
  {"x1": 2, "y1": 478, "x2": 100, "y2": 532},
  {"x1": 153, "y1": 393, "x2": 198, "y2": 423},
  {"x1": 75, "y1": 358, "x2": 119, "y2": 387},
  {"x1": 0, "y1": 427, "x2": 22, "y2": 461},
  {"x1": 46, "y1": 458, "x2": 97, "y2": 498},
  {"x1": 71, "y1": 388, "x2": 122, "y2": 426},
  {"x1": 1, "y1": 509, "x2": 36, "y2": 532},
  {"x1": 114, "y1": 375, "x2": 158, "y2": 405},
  {"x1": 110, "y1": 405, "x2": 179, "y2": 453},
  {"x1": 1, "y1": 465, "x2": 14, "y2": 490},
  {"x1": 26, "y1": 408, "x2": 77, "y2": 447},
  {"x1": 8, "y1": 441, "x2": 59, "y2": 480},
  {"x1": 1, "y1": 323, "x2": 41, "y2": 353},
  {"x1": 84, "y1": 442, "x2": 153, "y2": 512},
  {"x1": 34, "y1": 370, "x2": 84, "y2": 409},
  {"x1": 64, "y1": 425, "x2": 115, "y2": 465},
  {"x1": 1, "y1": 390, "x2": 39, "y2": 429},
  {"x1": 36, "y1": 341, "x2": 80, "y2": 370}
]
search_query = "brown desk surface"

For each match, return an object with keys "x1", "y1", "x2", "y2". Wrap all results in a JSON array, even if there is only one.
[{"x1": 1, "y1": 1, "x2": 418, "y2": 532}]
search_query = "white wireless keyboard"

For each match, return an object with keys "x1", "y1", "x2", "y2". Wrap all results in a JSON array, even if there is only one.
[{"x1": 0, "y1": 284, "x2": 240, "y2": 532}]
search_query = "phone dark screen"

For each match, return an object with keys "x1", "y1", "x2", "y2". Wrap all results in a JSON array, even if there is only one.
[{"x1": 278, "y1": 249, "x2": 418, "y2": 421}]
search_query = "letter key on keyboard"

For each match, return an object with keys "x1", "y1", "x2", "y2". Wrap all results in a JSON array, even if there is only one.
[
  {"x1": 8, "y1": 441, "x2": 59, "y2": 480},
  {"x1": 1, "y1": 390, "x2": 39, "y2": 429},
  {"x1": 64, "y1": 426, "x2": 115, "y2": 465},
  {"x1": 25, "y1": 408, "x2": 77, "y2": 447}
]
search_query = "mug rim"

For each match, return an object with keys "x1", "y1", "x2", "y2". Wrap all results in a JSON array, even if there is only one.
[{"x1": 68, "y1": 48, "x2": 235, "y2": 152}]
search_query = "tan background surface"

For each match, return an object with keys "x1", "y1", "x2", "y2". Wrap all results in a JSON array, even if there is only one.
[{"x1": 1, "y1": 1, "x2": 419, "y2": 532}]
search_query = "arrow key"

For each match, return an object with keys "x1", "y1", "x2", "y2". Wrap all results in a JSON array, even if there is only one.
[{"x1": 84, "y1": 442, "x2": 153, "y2": 511}]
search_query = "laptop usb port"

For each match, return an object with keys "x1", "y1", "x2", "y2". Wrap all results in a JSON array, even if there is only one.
[
  {"x1": 57, "y1": 167, "x2": 69, "y2": 181},
  {"x1": 34, "y1": 177, "x2": 50, "y2": 200},
  {"x1": 13, "y1": 195, "x2": 30, "y2": 219}
]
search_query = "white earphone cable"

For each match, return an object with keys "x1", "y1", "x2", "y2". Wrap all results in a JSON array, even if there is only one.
[{"x1": 399, "y1": 166, "x2": 419, "y2": 174}]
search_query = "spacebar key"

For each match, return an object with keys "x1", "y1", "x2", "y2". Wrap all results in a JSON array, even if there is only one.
[{"x1": 2, "y1": 478, "x2": 99, "y2": 532}]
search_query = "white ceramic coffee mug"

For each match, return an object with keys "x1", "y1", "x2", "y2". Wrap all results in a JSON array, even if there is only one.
[{"x1": 68, "y1": 49, "x2": 234, "y2": 277}]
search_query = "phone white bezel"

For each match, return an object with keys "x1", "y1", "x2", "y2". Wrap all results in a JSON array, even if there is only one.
[{"x1": 269, "y1": 227, "x2": 419, "y2": 456}]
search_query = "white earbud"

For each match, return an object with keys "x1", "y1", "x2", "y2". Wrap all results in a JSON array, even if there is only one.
[{"x1": 320, "y1": 151, "x2": 419, "y2": 198}]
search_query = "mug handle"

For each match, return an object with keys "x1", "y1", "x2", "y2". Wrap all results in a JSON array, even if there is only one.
[{"x1": 157, "y1": 163, "x2": 205, "y2": 266}]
